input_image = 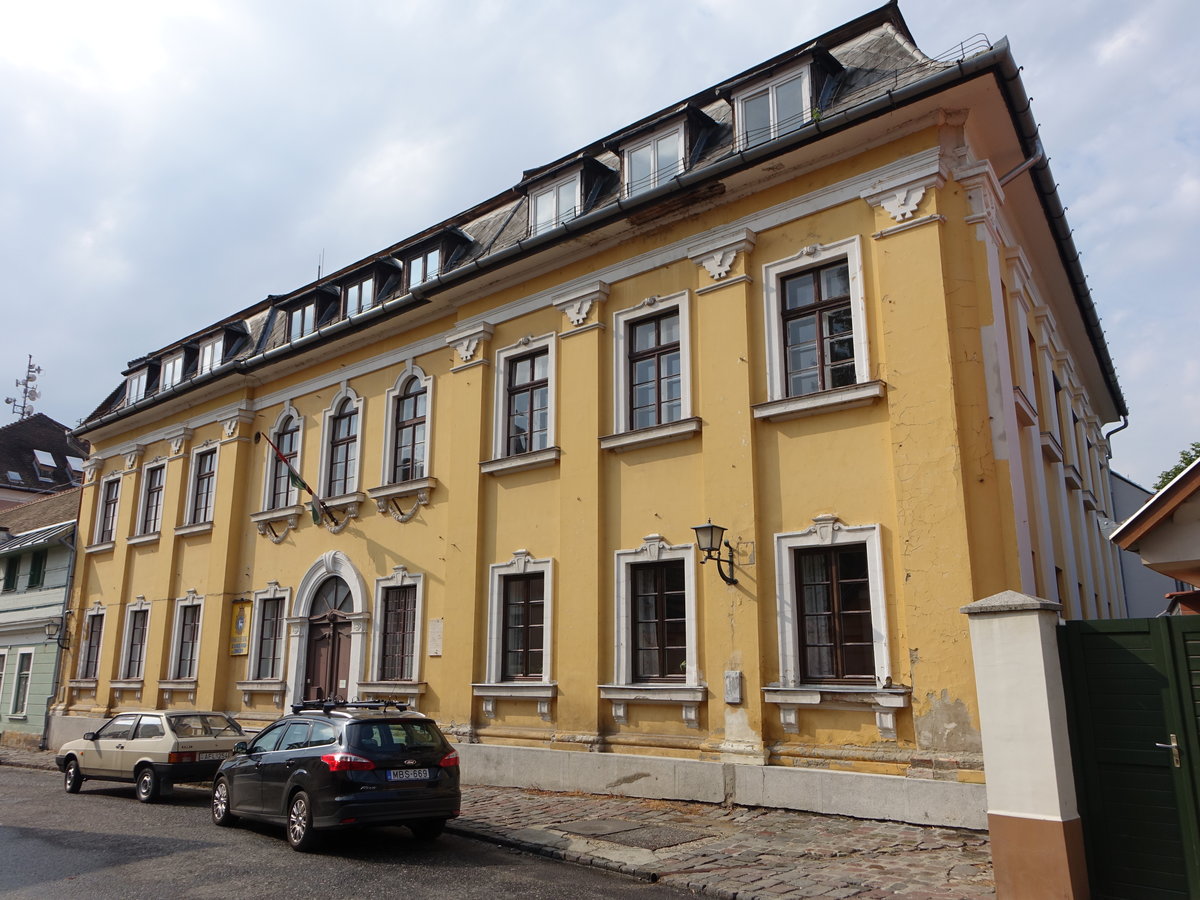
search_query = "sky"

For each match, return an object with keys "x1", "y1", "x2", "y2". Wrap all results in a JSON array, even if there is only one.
[{"x1": 0, "y1": 0, "x2": 1195, "y2": 489}]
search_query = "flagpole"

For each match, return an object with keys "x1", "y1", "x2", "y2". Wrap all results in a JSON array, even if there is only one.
[{"x1": 256, "y1": 432, "x2": 340, "y2": 527}]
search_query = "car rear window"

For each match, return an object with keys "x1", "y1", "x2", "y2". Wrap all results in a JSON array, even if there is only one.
[
  {"x1": 348, "y1": 720, "x2": 443, "y2": 753},
  {"x1": 168, "y1": 714, "x2": 243, "y2": 737}
]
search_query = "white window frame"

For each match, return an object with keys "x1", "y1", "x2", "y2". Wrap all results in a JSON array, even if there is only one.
[
  {"x1": 247, "y1": 582, "x2": 291, "y2": 683},
  {"x1": 622, "y1": 124, "x2": 685, "y2": 197},
  {"x1": 611, "y1": 291, "x2": 694, "y2": 436},
  {"x1": 482, "y1": 552, "x2": 554, "y2": 686},
  {"x1": 372, "y1": 566, "x2": 426, "y2": 683},
  {"x1": 160, "y1": 352, "x2": 185, "y2": 390},
  {"x1": 381, "y1": 364, "x2": 434, "y2": 485},
  {"x1": 135, "y1": 463, "x2": 167, "y2": 536},
  {"x1": 168, "y1": 594, "x2": 204, "y2": 680},
  {"x1": 93, "y1": 474, "x2": 121, "y2": 545},
  {"x1": 773, "y1": 519, "x2": 891, "y2": 689},
  {"x1": 0, "y1": 652, "x2": 6, "y2": 707},
  {"x1": 489, "y1": 333, "x2": 558, "y2": 463},
  {"x1": 197, "y1": 336, "x2": 223, "y2": 374},
  {"x1": 318, "y1": 385, "x2": 365, "y2": 498},
  {"x1": 261, "y1": 403, "x2": 305, "y2": 511},
  {"x1": 126, "y1": 370, "x2": 147, "y2": 404},
  {"x1": 9, "y1": 648, "x2": 33, "y2": 716},
  {"x1": 529, "y1": 173, "x2": 581, "y2": 236},
  {"x1": 78, "y1": 606, "x2": 105, "y2": 680},
  {"x1": 758, "y1": 236, "x2": 877, "y2": 417},
  {"x1": 184, "y1": 444, "x2": 219, "y2": 526},
  {"x1": 734, "y1": 66, "x2": 812, "y2": 150},
  {"x1": 119, "y1": 600, "x2": 151, "y2": 681}
]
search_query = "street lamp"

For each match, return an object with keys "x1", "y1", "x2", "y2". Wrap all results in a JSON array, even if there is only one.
[
  {"x1": 692, "y1": 519, "x2": 738, "y2": 585},
  {"x1": 44, "y1": 613, "x2": 70, "y2": 649}
]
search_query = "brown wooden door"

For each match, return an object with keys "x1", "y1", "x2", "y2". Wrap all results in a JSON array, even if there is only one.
[{"x1": 304, "y1": 577, "x2": 354, "y2": 701}]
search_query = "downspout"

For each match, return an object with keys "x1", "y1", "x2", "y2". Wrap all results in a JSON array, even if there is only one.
[{"x1": 1102, "y1": 415, "x2": 1130, "y2": 459}]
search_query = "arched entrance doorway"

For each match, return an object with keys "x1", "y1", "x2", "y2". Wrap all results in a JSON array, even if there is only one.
[{"x1": 304, "y1": 576, "x2": 353, "y2": 701}]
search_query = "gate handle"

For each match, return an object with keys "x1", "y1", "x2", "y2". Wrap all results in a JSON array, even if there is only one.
[{"x1": 1155, "y1": 734, "x2": 1181, "y2": 768}]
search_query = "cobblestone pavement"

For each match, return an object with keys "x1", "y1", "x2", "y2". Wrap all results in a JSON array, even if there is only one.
[{"x1": 3, "y1": 747, "x2": 993, "y2": 899}]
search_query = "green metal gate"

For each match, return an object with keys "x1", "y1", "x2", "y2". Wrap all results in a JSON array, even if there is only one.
[{"x1": 1060, "y1": 617, "x2": 1200, "y2": 898}]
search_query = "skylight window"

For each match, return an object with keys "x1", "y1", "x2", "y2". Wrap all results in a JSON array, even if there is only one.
[
  {"x1": 32, "y1": 449, "x2": 56, "y2": 481},
  {"x1": 6, "y1": 471, "x2": 22, "y2": 483}
]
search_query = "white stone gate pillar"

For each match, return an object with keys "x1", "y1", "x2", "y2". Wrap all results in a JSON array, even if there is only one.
[{"x1": 961, "y1": 591, "x2": 1089, "y2": 899}]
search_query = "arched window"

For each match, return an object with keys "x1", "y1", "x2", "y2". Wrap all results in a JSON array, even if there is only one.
[
  {"x1": 270, "y1": 415, "x2": 300, "y2": 509},
  {"x1": 392, "y1": 378, "x2": 427, "y2": 483},
  {"x1": 326, "y1": 398, "x2": 358, "y2": 496},
  {"x1": 311, "y1": 577, "x2": 352, "y2": 618}
]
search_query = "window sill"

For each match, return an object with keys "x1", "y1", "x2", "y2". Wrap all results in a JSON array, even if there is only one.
[
  {"x1": 110, "y1": 679, "x2": 144, "y2": 691},
  {"x1": 174, "y1": 522, "x2": 213, "y2": 538},
  {"x1": 159, "y1": 679, "x2": 197, "y2": 700},
  {"x1": 763, "y1": 684, "x2": 910, "y2": 739},
  {"x1": 753, "y1": 380, "x2": 886, "y2": 422},
  {"x1": 68, "y1": 679, "x2": 98, "y2": 689},
  {"x1": 126, "y1": 533, "x2": 160, "y2": 546},
  {"x1": 599, "y1": 417, "x2": 702, "y2": 453},
  {"x1": 480, "y1": 447, "x2": 561, "y2": 476},
  {"x1": 358, "y1": 681, "x2": 428, "y2": 696},
  {"x1": 599, "y1": 683, "x2": 706, "y2": 728},
  {"x1": 251, "y1": 504, "x2": 306, "y2": 542},
  {"x1": 84, "y1": 541, "x2": 115, "y2": 555},
  {"x1": 367, "y1": 478, "x2": 437, "y2": 521},
  {"x1": 235, "y1": 679, "x2": 286, "y2": 703},
  {"x1": 472, "y1": 682, "x2": 557, "y2": 721},
  {"x1": 6, "y1": 714, "x2": 27, "y2": 722}
]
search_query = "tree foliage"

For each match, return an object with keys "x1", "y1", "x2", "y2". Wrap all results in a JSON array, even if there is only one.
[{"x1": 1154, "y1": 441, "x2": 1200, "y2": 491}]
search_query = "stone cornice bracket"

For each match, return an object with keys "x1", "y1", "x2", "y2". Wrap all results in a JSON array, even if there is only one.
[
  {"x1": 553, "y1": 281, "x2": 609, "y2": 327},
  {"x1": 861, "y1": 172, "x2": 946, "y2": 223},
  {"x1": 688, "y1": 228, "x2": 757, "y2": 280},
  {"x1": 252, "y1": 507, "x2": 302, "y2": 544},
  {"x1": 82, "y1": 456, "x2": 104, "y2": 484},
  {"x1": 446, "y1": 322, "x2": 494, "y2": 365},
  {"x1": 378, "y1": 490, "x2": 430, "y2": 523},
  {"x1": 124, "y1": 446, "x2": 145, "y2": 470},
  {"x1": 504, "y1": 548, "x2": 534, "y2": 573},
  {"x1": 164, "y1": 425, "x2": 194, "y2": 456},
  {"x1": 221, "y1": 410, "x2": 255, "y2": 439}
]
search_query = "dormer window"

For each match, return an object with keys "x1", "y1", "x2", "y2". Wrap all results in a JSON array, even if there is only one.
[
  {"x1": 160, "y1": 352, "x2": 185, "y2": 390},
  {"x1": 344, "y1": 276, "x2": 375, "y2": 315},
  {"x1": 624, "y1": 128, "x2": 683, "y2": 197},
  {"x1": 290, "y1": 302, "x2": 317, "y2": 341},
  {"x1": 735, "y1": 67, "x2": 812, "y2": 150},
  {"x1": 531, "y1": 174, "x2": 580, "y2": 236},
  {"x1": 406, "y1": 248, "x2": 440, "y2": 290},
  {"x1": 126, "y1": 370, "x2": 148, "y2": 403},
  {"x1": 197, "y1": 336, "x2": 223, "y2": 373},
  {"x1": 32, "y1": 450, "x2": 56, "y2": 482}
]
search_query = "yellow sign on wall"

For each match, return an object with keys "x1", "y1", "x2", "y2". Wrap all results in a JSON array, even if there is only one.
[{"x1": 229, "y1": 600, "x2": 251, "y2": 656}]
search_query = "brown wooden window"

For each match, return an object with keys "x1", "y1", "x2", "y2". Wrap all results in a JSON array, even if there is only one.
[
  {"x1": 795, "y1": 545, "x2": 874, "y2": 681},
  {"x1": 380, "y1": 585, "x2": 417, "y2": 681},
  {"x1": 97, "y1": 479, "x2": 120, "y2": 543},
  {"x1": 124, "y1": 608, "x2": 148, "y2": 679},
  {"x1": 505, "y1": 350, "x2": 549, "y2": 456},
  {"x1": 326, "y1": 398, "x2": 358, "y2": 496},
  {"x1": 256, "y1": 597, "x2": 283, "y2": 680},
  {"x1": 501, "y1": 574, "x2": 544, "y2": 680},
  {"x1": 190, "y1": 449, "x2": 217, "y2": 524},
  {"x1": 781, "y1": 260, "x2": 854, "y2": 396},
  {"x1": 628, "y1": 311, "x2": 682, "y2": 430},
  {"x1": 270, "y1": 417, "x2": 299, "y2": 509},
  {"x1": 392, "y1": 380, "x2": 427, "y2": 483},
  {"x1": 81, "y1": 613, "x2": 104, "y2": 679},
  {"x1": 344, "y1": 276, "x2": 375, "y2": 316},
  {"x1": 632, "y1": 560, "x2": 686, "y2": 682},
  {"x1": 140, "y1": 465, "x2": 165, "y2": 534}
]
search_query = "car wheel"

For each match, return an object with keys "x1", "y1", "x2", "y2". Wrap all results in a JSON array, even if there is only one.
[
  {"x1": 135, "y1": 766, "x2": 160, "y2": 803},
  {"x1": 286, "y1": 791, "x2": 320, "y2": 852},
  {"x1": 63, "y1": 759, "x2": 82, "y2": 794},
  {"x1": 409, "y1": 818, "x2": 446, "y2": 841},
  {"x1": 211, "y1": 778, "x2": 238, "y2": 827}
]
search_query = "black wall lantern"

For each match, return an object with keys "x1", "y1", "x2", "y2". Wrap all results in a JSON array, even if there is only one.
[
  {"x1": 693, "y1": 519, "x2": 738, "y2": 585},
  {"x1": 44, "y1": 611, "x2": 70, "y2": 649}
]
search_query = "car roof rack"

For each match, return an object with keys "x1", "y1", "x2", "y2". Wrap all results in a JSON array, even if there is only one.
[{"x1": 289, "y1": 699, "x2": 409, "y2": 715}]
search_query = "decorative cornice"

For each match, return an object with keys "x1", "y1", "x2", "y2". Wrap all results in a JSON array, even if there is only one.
[
  {"x1": 445, "y1": 322, "x2": 494, "y2": 363},
  {"x1": 552, "y1": 281, "x2": 609, "y2": 327},
  {"x1": 688, "y1": 228, "x2": 757, "y2": 280}
]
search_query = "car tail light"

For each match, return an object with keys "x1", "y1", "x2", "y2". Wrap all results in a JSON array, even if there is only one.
[
  {"x1": 321, "y1": 752, "x2": 376, "y2": 772},
  {"x1": 167, "y1": 751, "x2": 196, "y2": 763},
  {"x1": 439, "y1": 749, "x2": 459, "y2": 768}
]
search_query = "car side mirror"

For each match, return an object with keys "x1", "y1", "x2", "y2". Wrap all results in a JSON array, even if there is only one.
[
  {"x1": 232, "y1": 741, "x2": 248, "y2": 755},
  {"x1": 82, "y1": 732, "x2": 97, "y2": 742}
]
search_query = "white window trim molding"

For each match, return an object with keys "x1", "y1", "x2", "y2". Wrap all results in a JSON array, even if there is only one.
[
  {"x1": 183, "y1": 442, "x2": 220, "y2": 526},
  {"x1": 379, "y1": 363, "x2": 434, "y2": 486},
  {"x1": 611, "y1": 290, "x2": 693, "y2": 435},
  {"x1": 93, "y1": 474, "x2": 122, "y2": 545},
  {"x1": 260, "y1": 402, "x2": 305, "y2": 512},
  {"x1": 284, "y1": 551, "x2": 370, "y2": 709},
  {"x1": 761, "y1": 236, "x2": 869, "y2": 404},
  {"x1": 9, "y1": 648, "x2": 34, "y2": 716},
  {"x1": 246, "y1": 580, "x2": 291, "y2": 685},
  {"x1": 168, "y1": 590, "x2": 204, "y2": 680},
  {"x1": 317, "y1": 383, "x2": 365, "y2": 498},
  {"x1": 489, "y1": 332, "x2": 558, "y2": 463},
  {"x1": 77, "y1": 604, "x2": 106, "y2": 680},
  {"x1": 371, "y1": 566, "x2": 426, "y2": 685},
  {"x1": 118, "y1": 598, "x2": 152, "y2": 681},
  {"x1": 601, "y1": 535, "x2": 700, "y2": 727},
  {"x1": 622, "y1": 122, "x2": 685, "y2": 197},
  {"x1": 478, "y1": 550, "x2": 555, "y2": 688},
  {"x1": 529, "y1": 172, "x2": 582, "y2": 236},
  {"x1": 733, "y1": 65, "x2": 812, "y2": 151},
  {"x1": 134, "y1": 461, "x2": 167, "y2": 537}
]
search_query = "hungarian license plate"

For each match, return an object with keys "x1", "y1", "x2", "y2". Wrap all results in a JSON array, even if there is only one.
[
  {"x1": 387, "y1": 768, "x2": 430, "y2": 782},
  {"x1": 198, "y1": 752, "x2": 227, "y2": 761}
]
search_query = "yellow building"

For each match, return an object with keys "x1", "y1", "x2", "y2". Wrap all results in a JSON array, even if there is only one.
[{"x1": 53, "y1": 4, "x2": 1126, "y2": 828}]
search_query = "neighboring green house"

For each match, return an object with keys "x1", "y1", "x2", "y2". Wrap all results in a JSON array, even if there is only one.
[{"x1": 0, "y1": 488, "x2": 79, "y2": 749}]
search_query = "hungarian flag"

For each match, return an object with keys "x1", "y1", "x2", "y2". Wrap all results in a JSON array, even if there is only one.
[{"x1": 258, "y1": 432, "x2": 332, "y2": 526}]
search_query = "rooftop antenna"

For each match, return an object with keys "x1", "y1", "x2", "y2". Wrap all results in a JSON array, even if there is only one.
[
  {"x1": 317, "y1": 248, "x2": 324, "y2": 280},
  {"x1": 4, "y1": 354, "x2": 42, "y2": 420}
]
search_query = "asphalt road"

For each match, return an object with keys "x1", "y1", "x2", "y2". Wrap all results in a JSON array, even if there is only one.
[{"x1": 0, "y1": 767, "x2": 688, "y2": 899}]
